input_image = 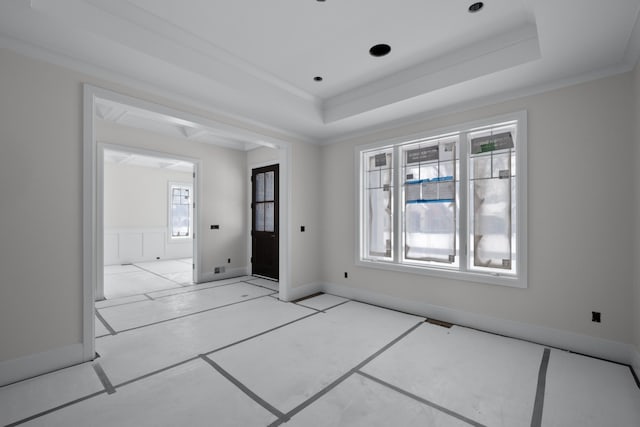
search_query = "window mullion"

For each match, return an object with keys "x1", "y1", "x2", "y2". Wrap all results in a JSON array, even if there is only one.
[
  {"x1": 459, "y1": 132, "x2": 469, "y2": 272},
  {"x1": 393, "y1": 145, "x2": 402, "y2": 264}
]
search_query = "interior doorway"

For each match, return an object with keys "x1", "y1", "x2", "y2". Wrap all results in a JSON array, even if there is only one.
[
  {"x1": 84, "y1": 84, "x2": 292, "y2": 362},
  {"x1": 251, "y1": 164, "x2": 279, "y2": 280},
  {"x1": 101, "y1": 147, "x2": 196, "y2": 301}
]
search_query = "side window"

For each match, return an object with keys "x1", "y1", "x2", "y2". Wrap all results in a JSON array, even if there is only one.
[{"x1": 169, "y1": 183, "x2": 192, "y2": 238}]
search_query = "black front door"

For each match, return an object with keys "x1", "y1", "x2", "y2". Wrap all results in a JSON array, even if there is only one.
[{"x1": 251, "y1": 164, "x2": 279, "y2": 280}]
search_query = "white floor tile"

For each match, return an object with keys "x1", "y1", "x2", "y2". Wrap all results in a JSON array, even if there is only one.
[
  {"x1": 362, "y1": 324, "x2": 544, "y2": 427},
  {"x1": 161, "y1": 271, "x2": 194, "y2": 284},
  {"x1": 95, "y1": 316, "x2": 110, "y2": 337},
  {"x1": 24, "y1": 360, "x2": 276, "y2": 427},
  {"x1": 177, "y1": 258, "x2": 193, "y2": 265},
  {"x1": 286, "y1": 374, "x2": 468, "y2": 427},
  {"x1": 96, "y1": 297, "x2": 314, "y2": 385},
  {"x1": 542, "y1": 349, "x2": 640, "y2": 427},
  {"x1": 135, "y1": 260, "x2": 192, "y2": 275},
  {"x1": 95, "y1": 294, "x2": 148, "y2": 309},
  {"x1": 99, "y1": 282, "x2": 274, "y2": 331},
  {"x1": 297, "y1": 294, "x2": 349, "y2": 311},
  {"x1": 0, "y1": 362, "x2": 104, "y2": 426},
  {"x1": 146, "y1": 276, "x2": 252, "y2": 299},
  {"x1": 103, "y1": 264, "x2": 140, "y2": 275},
  {"x1": 210, "y1": 301, "x2": 424, "y2": 413},
  {"x1": 247, "y1": 277, "x2": 279, "y2": 290},
  {"x1": 103, "y1": 271, "x2": 178, "y2": 299}
]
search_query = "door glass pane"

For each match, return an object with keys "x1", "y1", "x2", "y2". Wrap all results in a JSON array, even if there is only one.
[
  {"x1": 265, "y1": 202, "x2": 274, "y2": 232},
  {"x1": 256, "y1": 173, "x2": 265, "y2": 202},
  {"x1": 265, "y1": 171, "x2": 274, "y2": 201},
  {"x1": 255, "y1": 203, "x2": 265, "y2": 231}
]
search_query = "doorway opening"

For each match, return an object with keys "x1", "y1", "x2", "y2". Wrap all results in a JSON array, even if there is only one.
[
  {"x1": 83, "y1": 84, "x2": 292, "y2": 361},
  {"x1": 100, "y1": 147, "x2": 196, "y2": 301}
]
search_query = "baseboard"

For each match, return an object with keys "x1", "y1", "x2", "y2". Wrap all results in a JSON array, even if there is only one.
[
  {"x1": 199, "y1": 267, "x2": 248, "y2": 283},
  {"x1": 321, "y1": 282, "x2": 634, "y2": 365},
  {"x1": 0, "y1": 343, "x2": 87, "y2": 387}
]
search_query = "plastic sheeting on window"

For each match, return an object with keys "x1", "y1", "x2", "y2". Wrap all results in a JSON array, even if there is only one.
[
  {"x1": 469, "y1": 130, "x2": 514, "y2": 270},
  {"x1": 365, "y1": 150, "x2": 393, "y2": 259},
  {"x1": 402, "y1": 139, "x2": 457, "y2": 264}
]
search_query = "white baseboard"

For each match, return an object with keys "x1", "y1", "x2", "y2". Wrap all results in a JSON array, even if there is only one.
[
  {"x1": 199, "y1": 267, "x2": 248, "y2": 283},
  {"x1": 0, "y1": 343, "x2": 88, "y2": 387},
  {"x1": 321, "y1": 282, "x2": 635, "y2": 366}
]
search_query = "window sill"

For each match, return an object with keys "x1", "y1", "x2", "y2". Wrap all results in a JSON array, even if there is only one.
[{"x1": 355, "y1": 258, "x2": 526, "y2": 289}]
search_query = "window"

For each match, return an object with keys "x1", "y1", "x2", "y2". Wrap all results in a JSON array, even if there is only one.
[
  {"x1": 169, "y1": 183, "x2": 192, "y2": 239},
  {"x1": 358, "y1": 112, "x2": 527, "y2": 287}
]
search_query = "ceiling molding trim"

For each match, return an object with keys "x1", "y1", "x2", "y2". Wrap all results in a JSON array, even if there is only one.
[
  {"x1": 82, "y1": 0, "x2": 317, "y2": 103},
  {"x1": 322, "y1": 23, "x2": 540, "y2": 123},
  {"x1": 0, "y1": 32, "x2": 313, "y2": 145},
  {"x1": 320, "y1": 61, "x2": 633, "y2": 146}
]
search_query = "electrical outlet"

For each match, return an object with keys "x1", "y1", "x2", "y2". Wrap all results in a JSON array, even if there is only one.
[
  {"x1": 344, "y1": 272, "x2": 348, "y2": 278},
  {"x1": 214, "y1": 267, "x2": 220, "y2": 274},
  {"x1": 228, "y1": 258, "x2": 231, "y2": 264},
  {"x1": 592, "y1": 311, "x2": 601, "y2": 323}
]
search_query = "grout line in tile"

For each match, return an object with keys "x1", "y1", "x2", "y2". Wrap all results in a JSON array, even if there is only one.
[
  {"x1": 132, "y1": 263, "x2": 186, "y2": 285},
  {"x1": 94, "y1": 308, "x2": 117, "y2": 336},
  {"x1": 5, "y1": 391, "x2": 107, "y2": 427},
  {"x1": 199, "y1": 355, "x2": 287, "y2": 421},
  {"x1": 319, "y1": 299, "x2": 352, "y2": 312},
  {"x1": 113, "y1": 356, "x2": 200, "y2": 389},
  {"x1": 356, "y1": 370, "x2": 486, "y2": 427},
  {"x1": 242, "y1": 280, "x2": 279, "y2": 292},
  {"x1": 152, "y1": 279, "x2": 250, "y2": 300},
  {"x1": 113, "y1": 312, "x2": 320, "y2": 389},
  {"x1": 143, "y1": 293, "x2": 154, "y2": 301},
  {"x1": 292, "y1": 302, "x2": 325, "y2": 313},
  {"x1": 269, "y1": 321, "x2": 423, "y2": 427},
  {"x1": 205, "y1": 311, "x2": 320, "y2": 356},
  {"x1": 112, "y1": 293, "x2": 275, "y2": 335},
  {"x1": 92, "y1": 362, "x2": 116, "y2": 395},
  {"x1": 530, "y1": 348, "x2": 551, "y2": 427}
]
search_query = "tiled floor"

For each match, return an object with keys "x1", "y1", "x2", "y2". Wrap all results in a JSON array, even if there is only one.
[
  {"x1": 102, "y1": 258, "x2": 195, "y2": 299},
  {"x1": 1, "y1": 271, "x2": 639, "y2": 426}
]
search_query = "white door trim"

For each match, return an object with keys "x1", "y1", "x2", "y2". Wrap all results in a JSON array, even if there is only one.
[{"x1": 83, "y1": 84, "x2": 293, "y2": 363}]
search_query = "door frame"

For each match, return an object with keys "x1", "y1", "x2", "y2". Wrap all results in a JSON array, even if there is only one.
[
  {"x1": 83, "y1": 84, "x2": 292, "y2": 362},
  {"x1": 97, "y1": 142, "x2": 200, "y2": 301}
]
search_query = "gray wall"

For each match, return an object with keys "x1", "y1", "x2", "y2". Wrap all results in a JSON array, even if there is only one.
[
  {"x1": 320, "y1": 72, "x2": 635, "y2": 345},
  {"x1": 0, "y1": 47, "x2": 321, "y2": 371}
]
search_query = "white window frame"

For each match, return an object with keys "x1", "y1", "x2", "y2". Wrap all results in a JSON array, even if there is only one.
[
  {"x1": 168, "y1": 181, "x2": 193, "y2": 242},
  {"x1": 355, "y1": 111, "x2": 527, "y2": 288}
]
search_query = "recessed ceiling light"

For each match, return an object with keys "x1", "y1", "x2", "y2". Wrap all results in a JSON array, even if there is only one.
[
  {"x1": 369, "y1": 44, "x2": 391, "y2": 57},
  {"x1": 468, "y1": 2, "x2": 484, "y2": 13},
  {"x1": 313, "y1": 76, "x2": 323, "y2": 82}
]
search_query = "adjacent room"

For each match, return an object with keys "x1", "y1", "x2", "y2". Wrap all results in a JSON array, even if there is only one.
[{"x1": 1, "y1": 1, "x2": 640, "y2": 426}]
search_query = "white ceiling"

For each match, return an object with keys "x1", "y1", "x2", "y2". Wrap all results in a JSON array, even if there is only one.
[{"x1": 1, "y1": 0, "x2": 639, "y2": 144}]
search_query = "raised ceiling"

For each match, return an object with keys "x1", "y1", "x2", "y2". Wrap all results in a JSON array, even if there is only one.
[{"x1": 1, "y1": 0, "x2": 639, "y2": 144}]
